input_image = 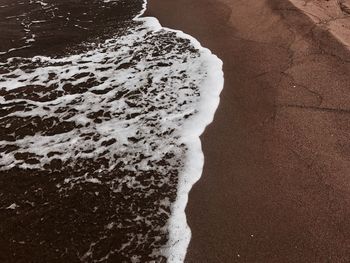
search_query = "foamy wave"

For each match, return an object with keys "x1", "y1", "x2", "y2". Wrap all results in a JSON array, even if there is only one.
[{"x1": 0, "y1": 1, "x2": 223, "y2": 262}]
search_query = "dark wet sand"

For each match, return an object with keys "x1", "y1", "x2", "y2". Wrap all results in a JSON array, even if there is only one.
[{"x1": 145, "y1": 0, "x2": 350, "y2": 261}]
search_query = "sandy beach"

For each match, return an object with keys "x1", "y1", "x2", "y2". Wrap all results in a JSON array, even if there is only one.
[
  {"x1": 1, "y1": 0, "x2": 349, "y2": 261},
  {"x1": 146, "y1": 0, "x2": 350, "y2": 261},
  {"x1": 290, "y1": 0, "x2": 350, "y2": 49}
]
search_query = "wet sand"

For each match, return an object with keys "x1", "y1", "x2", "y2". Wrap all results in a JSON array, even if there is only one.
[{"x1": 145, "y1": 0, "x2": 350, "y2": 261}]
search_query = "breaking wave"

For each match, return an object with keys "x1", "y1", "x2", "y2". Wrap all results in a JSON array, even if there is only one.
[{"x1": 0, "y1": 0, "x2": 223, "y2": 262}]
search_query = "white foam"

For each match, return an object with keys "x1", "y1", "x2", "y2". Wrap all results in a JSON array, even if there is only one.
[
  {"x1": 0, "y1": 0, "x2": 224, "y2": 261},
  {"x1": 136, "y1": 2, "x2": 224, "y2": 262}
]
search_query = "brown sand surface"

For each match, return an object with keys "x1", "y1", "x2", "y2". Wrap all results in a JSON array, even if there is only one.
[
  {"x1": 289, "y1": 0, "x2": 350, "y2": 49},
  {"x1": 145, "y1": 0, "x2": 350, "y2": 261}
]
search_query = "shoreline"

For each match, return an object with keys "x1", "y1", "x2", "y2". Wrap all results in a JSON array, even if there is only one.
[
  {"x1": 145, "y1": 0, "x2": 350, "y2": 261},
  {"x1": 0, "y1": 0, "x2": 224, "y2": 261},
  {"x1": 136, "y1": 3, "x2": 224, "y2": 261}
]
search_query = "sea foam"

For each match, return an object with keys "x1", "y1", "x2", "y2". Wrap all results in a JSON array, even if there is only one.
[{"x1": 0, "y1": 0, "x2": 223, "y2": 261}]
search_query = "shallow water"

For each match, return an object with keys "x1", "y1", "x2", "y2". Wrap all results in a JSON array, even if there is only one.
[{"x1": 0, "y1": 0, "x2": 223, "y2": 261}]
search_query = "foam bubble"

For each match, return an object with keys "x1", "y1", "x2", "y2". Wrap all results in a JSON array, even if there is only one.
[{"x1": 0, "y1": 0, "x2": 223, "y2": 261}]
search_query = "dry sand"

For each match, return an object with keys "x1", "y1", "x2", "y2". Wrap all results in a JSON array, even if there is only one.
[
  {"x1": 145, "y1": 0, "x2": 350, "y2": 261},
  {"x1": 289, "y1": 0, "x2": 350, "y2": 49}
]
